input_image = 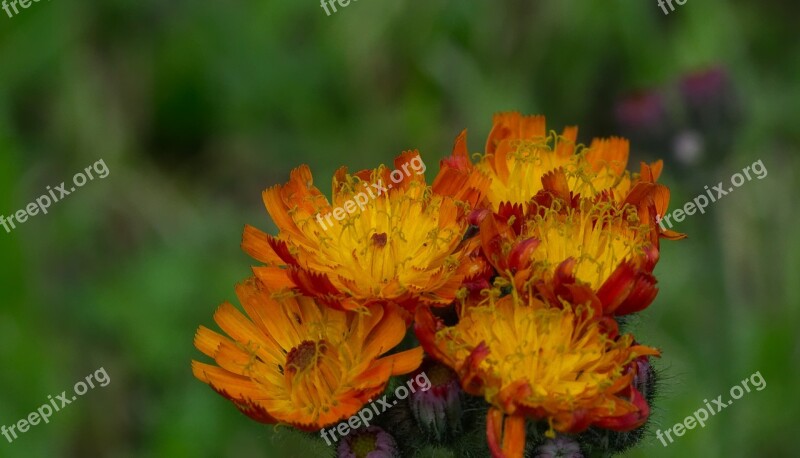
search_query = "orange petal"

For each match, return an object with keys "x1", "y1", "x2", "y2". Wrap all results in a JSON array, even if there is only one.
[
  {"x1": 541, "y1": 168, "x2": 571, "y2": 202},
  {"x1": 486, "y1": 409, "x2": 526, "y2": 458},
  {"x1": 213, "y1": 302, "x2": 277, "y2": 351},
  {"x1": 194, "y1": 326, "x2": 230, "y2": 358},
  {"x1": 555, "y1": 126, "x2": 578, "y2": 157},
  {"x1": 502, "y1": 415, "x2": 526, "y2": 458},
  {"x1": 262, "y1": 184, "x2": 303, "y2": 240},
  {"x1": 362, "y1": 308, "x2": 406, "y2": 360},
  {"x1": 252, "y1": 266, "x2": 295, "y2": 290},
  {"x1": 486, "y1": 408, "x2": 505, "y2": 458},
  {"x1": 372, "y1": 347, "x2": 424, "y2": 377},
  {"x1": 241, "y1": 225, "x2": 284, "y2": 265}
]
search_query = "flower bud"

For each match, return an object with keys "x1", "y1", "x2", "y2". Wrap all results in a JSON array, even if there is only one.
[
  {"x1": 534, "y1": 435, "x2": 583, "y2": 458},
  {"x1": 631, "y1": 354, "x2": 656, "y2": 403},
  {"x1": 614, "y1": 90, "x2": 666, "y2": 133},
  {"x1": 337, "y1": 426, "x2": 398, "y2": 458},
  {"x1": 409, "y1": 362, "x2": 463, "y2": 442}
]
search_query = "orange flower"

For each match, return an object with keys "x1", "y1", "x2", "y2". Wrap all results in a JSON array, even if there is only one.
[
  {"x1": 192, "y1": 277, "x2": 423, "y2": 430},
  {"x1": 435, "y1": 112, "x2": 686, "y2": 241},
  {"x1": 415, "y1": 294, "x2": 658, "y2": 458},
  {"x1": 433, "y1": 113, "x2": 578, "y2": 211},
  {"x1": 477, "y1": 188, "x2": 664, "y2": 316},
  {"x1": 450, "y1": 113, "x2": 686, "y2": 315},
  {"x1": 242, "y1": 151, "x2": 482, "y2": 315}
]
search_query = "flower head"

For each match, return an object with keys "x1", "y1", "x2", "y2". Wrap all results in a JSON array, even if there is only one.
[
  {"x1": 479, "y1": 192, "x2": 661, "y2": 316},
  {"x1": 438, "y1": 112, "x2": 649, "y2": 211},
  {"x1": 437, "y1": 113, "x2": 685, "y2": 243},
  {"x1": 192, "y1": 277, "x2": 423, "y2": 430},
  {"x1": 243, "y1": 151, "x2": 481, "y2": 315},
  {"x1": 415, "y1": 294, "x2": 658, "y2": 457}
]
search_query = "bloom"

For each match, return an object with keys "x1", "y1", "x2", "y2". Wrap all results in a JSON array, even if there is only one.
[
  {"x1": 193, "y1": 111, "x2": 681, "y2": 457},
  {"x1": 482, "y1": 117, "x2": 636, "y2": 206},
  {"x1": 478, "y1": 192, "x2": 661, "y2": 316},
  {"x1": 415, "y1": 294, "x2": 658, "y2": 458},
  {"x1": 242, "y1": 151, "x2": 481, "y2": 315},
  {"x1": 437, "y1": 112, "x2": 685, "y2": 243},
  {"x1": 437, "y1": 112, "x2": 651, "y2": 211},
  {"x1": 192, "y1": 277, "x2": 423, "y2": 430}
]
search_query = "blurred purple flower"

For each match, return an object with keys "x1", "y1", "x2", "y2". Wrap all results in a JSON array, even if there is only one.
[
  {"x1": 680, "y1": 67, "x2": 729, "y2": 106},
  {"x1": 678, "y1": 66, "x2": 741, "y2": 165},
  {"x1": 614, "y1": 90, "x2": 666, "y2": 132}
]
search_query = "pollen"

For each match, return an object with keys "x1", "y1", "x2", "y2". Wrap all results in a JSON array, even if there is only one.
[
  {"x1": 371, "y1": 232, "x2": 388, "y2": 248},
  {"x1": 285, "y1": 340, "x2": 326, "y2": 374}
]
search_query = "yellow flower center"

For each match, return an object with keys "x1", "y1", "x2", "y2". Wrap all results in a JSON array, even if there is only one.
[
  {"x1": 351, "y1": 432, "x2": 378, "y2": 458},
  {"x1": 477, "y1": 133, "x2": 633, "y2": 209},
  {"x1": 523, "y1": 200, "x2": 650, "y2": 289},
  {"x1": 437, "y1": 297, "x2": 639, "y2": 412},
  {"x1": 479, "y1": 138, "x2": 574, "y2": 210},
  {"x1": 302, "y1": 175, "x2": 466, "y2": 298}
]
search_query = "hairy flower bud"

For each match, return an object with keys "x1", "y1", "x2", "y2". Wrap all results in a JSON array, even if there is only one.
[
  {"x1": 337, "y1": 426, "x2": 398, "y2": 458},
  {"x1": 409, "y1": 362, "x2": 463, "y2": 442},
  {"x1": 534, "y1": 436, "x2": 583, "y2": 458},
  {"x1": 632, "y1": 354, "x2": 657, "y2": 403}
]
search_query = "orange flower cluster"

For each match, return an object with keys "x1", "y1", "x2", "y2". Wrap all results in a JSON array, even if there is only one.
[{"x1": 192, "y1": 112, "x2": 683, "y2": 457}]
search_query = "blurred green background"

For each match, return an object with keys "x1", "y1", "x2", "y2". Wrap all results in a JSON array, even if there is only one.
[{"x1": 1, "y1": 0, "x2": 798, "y2": 456}]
